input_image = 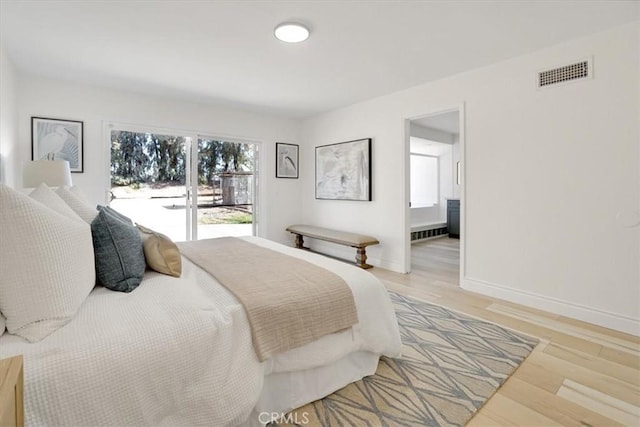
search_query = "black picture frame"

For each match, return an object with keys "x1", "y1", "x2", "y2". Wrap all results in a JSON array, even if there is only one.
[
  {"x1": 31, "y1": 117, "x2": 84, "y2": 173},
  {"x1": 276, "y1": 142, "x2": 299, "y2": 178},
  {"x1": 315, "y1": 138, "x2": 372, "y2": 201}
]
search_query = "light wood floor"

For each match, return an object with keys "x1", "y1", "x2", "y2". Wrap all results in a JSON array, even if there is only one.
[
  {"x1": 411, "y1": 237, "x2": 461, "y2": 286},
  {"x1": 373, "y1": 237, "x2": 640, "y2": 426}
]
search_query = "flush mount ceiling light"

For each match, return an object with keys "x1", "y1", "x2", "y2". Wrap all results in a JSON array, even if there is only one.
[{"x1": 274, "y1": 22, "x2": 309, "y2": 43}]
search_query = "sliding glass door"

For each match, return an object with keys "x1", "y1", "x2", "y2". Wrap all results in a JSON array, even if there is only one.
[
  {"x1": 195, "y1": 137, "x2": 257, "y2": 240},
  {"x1": 108, "y1": 124, "x2": 258, "y2": 241},
  {"x1": 109, "y1": 128, "x2": 192, "y2": 241}
]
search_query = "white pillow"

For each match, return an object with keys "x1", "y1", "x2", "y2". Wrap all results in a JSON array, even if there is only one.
[
  {"x1": 30, "y1": 183, "x2": 83, "y2": 222},
  {"x1": 0, "y1": 184, "x2": 96, "y2": 342},
  {"x1": 70, "y1": 185, "x2": 90, "y2": 203},
  {"x1": 56, "y1": 186, "x2": 98, "y2": 224}
]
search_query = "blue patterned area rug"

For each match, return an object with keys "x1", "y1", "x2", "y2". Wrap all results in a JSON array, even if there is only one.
[{"x1": 281, "y1": 291, "x2": 538, "y2": 426}]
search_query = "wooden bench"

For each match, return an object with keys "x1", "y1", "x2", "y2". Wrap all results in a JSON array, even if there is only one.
[{"x1": 285, "y1": 224, "x2": 379, "y2": 269}]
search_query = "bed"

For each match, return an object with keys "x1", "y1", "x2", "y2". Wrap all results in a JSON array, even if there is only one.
[{"x1": 0, "y1": 235, "x2": 402, "y2": 426}]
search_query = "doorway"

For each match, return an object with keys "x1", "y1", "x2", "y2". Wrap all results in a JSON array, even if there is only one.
[
  {"x1": 404, "y1": 106, "x2": 464, "y2": 285},
  {"x1": 107, "y1": 123, "x2": 258, "y2": 242}
]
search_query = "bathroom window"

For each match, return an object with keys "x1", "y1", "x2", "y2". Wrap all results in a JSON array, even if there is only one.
[{"x1": 410, "y1": 154, "x2": 438, "y2": 208}]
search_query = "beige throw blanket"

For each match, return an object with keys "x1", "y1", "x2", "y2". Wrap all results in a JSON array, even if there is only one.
[{"x1": 178, "y1": 237, "x2": 358, "y2": 361}]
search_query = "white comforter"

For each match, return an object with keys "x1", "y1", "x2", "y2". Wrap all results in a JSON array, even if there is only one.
[{"x1": 0, "y1": 236, "x2": 401, "y2": 426}]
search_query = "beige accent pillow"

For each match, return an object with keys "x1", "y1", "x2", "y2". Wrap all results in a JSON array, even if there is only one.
[
  {"x1": 0, "y1": 184, "x2": 95, "y2": 342},
  {"x1": 56, "y1": 186, "x2": 98, "y2": 224},
  {"x1": 30, "y1": 183, "x2": 83, "y2": 222},
  {"x1": 136, "y1": 224, "x2": 182, "y2": 277}
]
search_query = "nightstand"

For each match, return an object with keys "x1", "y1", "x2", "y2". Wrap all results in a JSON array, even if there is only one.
[{"x1": 0, "y1": 356, "x2": 23, "y2": 427}]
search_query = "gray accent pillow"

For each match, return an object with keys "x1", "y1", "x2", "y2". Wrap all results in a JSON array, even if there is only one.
[{"x1": 91, "y1": 206, "x2": 145, "y2": 292}]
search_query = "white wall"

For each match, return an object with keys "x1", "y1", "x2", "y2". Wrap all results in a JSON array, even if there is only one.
[
  {"x1": 0, "y1": 43, "x2": 18, "y2": 187},
  {"x1": 15, "y1": 74, "x2": 302, "y2": 244},
  {"x1": 301, "y1": 23, "x2": 640, "y2": 335}
]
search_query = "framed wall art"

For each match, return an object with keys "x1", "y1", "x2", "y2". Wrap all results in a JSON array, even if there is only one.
[
  {"x1": 32, "y1": 117, "x2": 84, "y2": 172},
  {"x1": 276, "y1": 142, "x2": 299, "y2": 178},
  {"x1": 315, "y1": 138, "x2": 371, "y2": 201}
]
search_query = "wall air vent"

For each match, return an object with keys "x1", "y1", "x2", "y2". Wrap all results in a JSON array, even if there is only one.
[{"x1": 538, "y1": 59, "x2": 591, "y2": 88}]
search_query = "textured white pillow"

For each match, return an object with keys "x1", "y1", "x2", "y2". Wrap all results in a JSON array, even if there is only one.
[
  {"x1": 69, "y1": 185, "x2": 89, "y2": 203},
  {"x1": 30, "y1": 183, "x2": 83, "y2": 222},
  {"x1": 70, "y1": 185, "x2": 90, "y2": 203},
  {"x1": 56, "y1": 186, "x2": 98, "y2": 224},
  {"x1": 0, "y1": 184, "x2": 96, "y2": 342}
]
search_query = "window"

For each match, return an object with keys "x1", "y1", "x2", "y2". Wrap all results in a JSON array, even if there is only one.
[{"x1": 410, "y1": 154, "x2": 438, "y2": 208}]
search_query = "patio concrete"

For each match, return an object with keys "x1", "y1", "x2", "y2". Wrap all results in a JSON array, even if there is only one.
[{"x1": 110, "y1": 197, "x2": 252, "y2": 242}]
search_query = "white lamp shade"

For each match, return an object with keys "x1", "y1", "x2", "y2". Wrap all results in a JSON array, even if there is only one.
[{"x1": 23, "y1": 160, "x2": 73, "y2": 188}]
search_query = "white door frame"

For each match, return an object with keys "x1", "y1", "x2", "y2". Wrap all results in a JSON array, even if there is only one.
[{"x1": 402, "y1": 103, "x2": 466, "y2": 285}]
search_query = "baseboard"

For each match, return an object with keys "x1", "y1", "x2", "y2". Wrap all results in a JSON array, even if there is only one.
[
  {"x1": 376, "y1": 258, "x2": 404, "y2": 273},
  {"x1": 461, "y1": 277, "x2": 640, "y2": 337}
]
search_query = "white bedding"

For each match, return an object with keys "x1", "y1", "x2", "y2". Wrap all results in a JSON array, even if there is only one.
[{"x1": 0, "y1": 236, "x2": 401, "y2": 426}]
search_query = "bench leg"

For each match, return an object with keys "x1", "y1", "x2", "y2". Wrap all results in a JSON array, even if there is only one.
[
  {"x1": 355, "y1": 247, "x2": 374, "y2": 269},
  {"x1": 294, "y1": 234, "x2": 304, "y2": 249}
]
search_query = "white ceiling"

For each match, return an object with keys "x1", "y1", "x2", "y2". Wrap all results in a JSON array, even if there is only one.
[{"x1": 1, "y1": 1, "x2": 638, "y2": 118}]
